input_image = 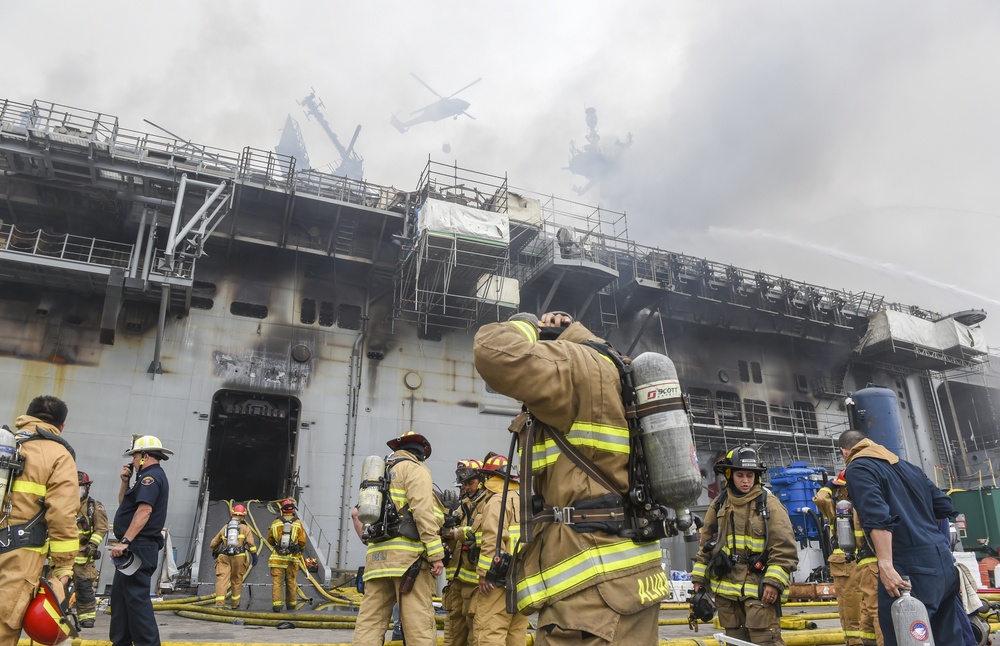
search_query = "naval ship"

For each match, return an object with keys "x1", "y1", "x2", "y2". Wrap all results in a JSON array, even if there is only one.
[{"x1": 0, "y1": 97, "x2": 995, "y2": 603}]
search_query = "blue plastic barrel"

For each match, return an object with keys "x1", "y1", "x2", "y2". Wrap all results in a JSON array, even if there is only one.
[
  {"x1": 851, "y1": 386, "x2": 906, "y2": 459},
  {"x1": 769, "y1": 462, "x2": 825, "y2": 540}
]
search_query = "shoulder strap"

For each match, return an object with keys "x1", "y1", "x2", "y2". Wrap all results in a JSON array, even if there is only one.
[
  {"x1": 18, "y1": 425, "x2": 76, "y2": 460},
  {"x1": 545, "y1": 426, "x2": 622, "y2": 495}
]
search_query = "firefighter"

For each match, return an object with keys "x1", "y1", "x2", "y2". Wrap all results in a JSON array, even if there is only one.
[
  {"x1": 0, "y1": 395, "x2": 78, "y2": 646},
  {"x1": 443, "y1": 459, "x2": 488, "y2": 646},
  {"x1": 210, "y1": 503, "x2": 258, "y2": 609},
  {"x1": 473, "y1": 312, "x2": 669, "y2": 644},
  {"x1": 74, "y1": 471, "x2": 108, "y2": 628},
  {"x1": 353, "y1": 431, "x2": 445, "y2": 646},
  {"x1": 472, "y1": 454, "x2": 528, "y2": 646},
  {"x1": 266, "y1": 499, "x2": 306, "y2": 612},
  {"x1": 691, "y1": 446, "x2": 798, "y2": 646}
]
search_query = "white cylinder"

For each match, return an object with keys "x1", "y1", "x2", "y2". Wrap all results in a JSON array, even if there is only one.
[
  {"x1": 280, "y1": 521, "x2": 292, "y2": 549},
  {"x1": 631, "y1": 352, "x2": 702, "y2": 514},
  {"x1": 835, "y1": 500, "x2": 856, "y2": 552},
  {"x1": 226, "y1": 519, "x2": 240, "y2": 548},
  {"x1": 0, "y1": 426, "x2": 16, "y2": 509},
  {"x1": 891, "y1": 584, "x2": 934, "y2": 645},
  {"x1": 357, "y1": 455, "x2": 386, "y2": 525}
]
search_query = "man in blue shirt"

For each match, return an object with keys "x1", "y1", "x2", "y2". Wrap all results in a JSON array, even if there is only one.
[
  {"x1": 839, "y1": 429, "x2": 961, "y2": 646},
  {"x1": 109, "y1": 436, "x2": 171, "y2": 646}
]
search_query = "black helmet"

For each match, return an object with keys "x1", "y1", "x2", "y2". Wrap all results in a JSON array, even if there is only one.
[
  {"x1": 688, "y1": 588, "x2": 716, "y2": 624},
  {"x1": 713, "y1": 445, "x2": 766, "y2": 478}
]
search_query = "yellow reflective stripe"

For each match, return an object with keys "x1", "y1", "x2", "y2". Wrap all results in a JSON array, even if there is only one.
[
  {"x1": 41, "y1": 594, "x2": 72, "y2": 638},
  {"x1": 77, "y1": 612, "x2": 96, "y2": 621},
  {"x1": 709, "y1": 578, "x2": 790, "y2": 601},
  {"x1": 49, "y1": 539, "x2": 79, "y2": 553},
  {"x1": 477, "y1": 552, "x2": 494, "y2": 572},
  {"x1": 424, "y1": 538, "x2": 444, "y2": 558},
  {"x1": 764, "y1": 565, "x2": 789, "y2": 586},
  {"x1": 832, "y1": 548, "x2": 845, "y2": 555},
  {"x1": 456, "y1": 568, "x2": 478, "y2": 584},
  {"x1": 89, "y1": 534, "x2": 104, "y2": 545},
  {"x1": 74, "y1": 556, "x2": 89, "y2": 564},
  {"x1": 11, "y1": 480, "x2": 46, "y2": 496},
  {"x1": 567, "y1": 422, "x2": 630, "y2": 454},
  {"x1": 691, "y1": 562, "x2": 708, "y2": 579},
  {"x1": 508, "y1": 320, "x2": 538, "y2": 343},
  {"x1": 364, "y1": 566, "x2": 412, "y2": 581},
  {"x1": 858, "y1": 556, "x2": 877, "y2": 565},
  {"x1": 531, "y1": 438, "x2": 559, "y2": 470},
  {"x1": 859, "y1": 631, "x2": 878, "y2": 639},
  {"x1": 367, "y1": 537, "x2": 425, "y2": 553},
  {"x1": 721, "y1": 535, "x2": 766, "y2": 551},
  {"x1": 515, "y1": 539, "x2": 661, "y2": 611}
]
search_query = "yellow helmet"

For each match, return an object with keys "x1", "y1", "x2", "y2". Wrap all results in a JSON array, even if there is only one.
[{"x1": 123, "y1": 435, "x2": 174, "y2": 459}]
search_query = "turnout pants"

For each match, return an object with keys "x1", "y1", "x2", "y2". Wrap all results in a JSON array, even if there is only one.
[
  {"x1": 535, "y1": 585, "x2": 659, "y2": 646},
  {"x1": 830, "y1": 554, "x2": 863, "y2": 645},
  {"x1": 0, "y1": 549, "x2": 46, "y2": 646},
  {"x1": 216, "y1": 553, "x2": 249, "y2": 608},
  {"x1": 857, "y1": 560, "x2": 883, "y2": 645},
  {"x1": 73, "y1": 562, "x2": 100, "y2": 623},
  {"x1": 716, "y1": 594, "x2": 785, "y2": 646},
  {"x1": 110, "y1": 538, "x2": 161, "y2": 646},
  {"x1": 271, "y1": 562, "x2": 299, "y2": 610},
  {"x1": 443, "y1": 582, "x2": 474, "y2": 646},
  {"x1": 353, "y1": 564, "x2": 437, "y2": 646},
  {"x1": 877, "y1": 543, "x2": 962, "y2": 646},
  {"x1": 473, "y1": 585, "x2": 528, "y2": 646}
]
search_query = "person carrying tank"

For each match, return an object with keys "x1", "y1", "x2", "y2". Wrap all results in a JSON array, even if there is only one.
[
  {"x1": 442, "y1": 459, "x2": 488, "y2": 646},
  {"x1": 74, "y1": 470, "x2": 108, "y2": 628},
  {"x1": 210, "y1": 503, "x2": 257, "y2": 609},
  {"x1": 474, "y1": 311, "x2": 669, "y2": 644},
  {"x1": 353, "y1": 431, "x2": 445, "y2": 646},
  {"x1": 472, "y1": 454, "x2": 528, "y2": 646},
  {"x1": 0, "y1": 395, "x2": 79, "y2": 646},
  {"x1": 691, "y1": 446, "x2": 798, "y2": 646},
  {"x1": 814, "y1": 470, "x2": 882, "y2": 645},
  {"x1": 266, "y1": 498, "x2": 306, "y2": 612}
]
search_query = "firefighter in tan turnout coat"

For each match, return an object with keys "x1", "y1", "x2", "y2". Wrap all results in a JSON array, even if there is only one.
[
  {"x1": 210, "y1": 503, "x2": 257, "y2": 609},
  {"x1": 352, "y1": 431, "x2": 445, "y2": 646},
  {"x1": 443, "y1": 459, "x2": 488, "y2": 646},
  {"x1": 474, "y1": 312, "x2": 669, "y2": 645},
  {"x1": 74, "y1": 471, "x2": 108, "y2": 628},
  {"x1": 692, "y1": 446, "x2": 798, "y2": 646},
  {"x1": 267, "y1": 499, "x2": 307, "y2": 611},
  {"x1": 0, "y1": 396, "x2": 79, "y2": 646}
]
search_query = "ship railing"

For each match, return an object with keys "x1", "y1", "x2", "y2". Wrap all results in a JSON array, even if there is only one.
[
  {"x1": 0, "y1": 223, "x2": 133, "y2": 269},
  {"x1": 15, "y1": 100, "x2": 119, "y2": 151},
  {"x1": 112, "y1": 128, "x2": 241, "y2": 178},
  {"x1": 0, "y1": 99, "x2": 35, "y2": 141},
  {"x1": 295, "y1": 498, "x2": 334, "y2": 580},
  {"x1": 239, "y1": 147, "x2": 295, "y2": 191},
  {"x1": 293, "y1": 169, "x2": 405, "y2": 212},
  {"x1": 686, "y1": 391, "x2": 848, "y2": 436},
  {"x1": 416, "y1": 159, "x2": 509, "y2": 214}
]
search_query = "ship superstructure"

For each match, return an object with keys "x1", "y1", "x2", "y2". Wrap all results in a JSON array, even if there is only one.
[{"x1": 0, "y1": 97, "x2": 994, "y2": 595}]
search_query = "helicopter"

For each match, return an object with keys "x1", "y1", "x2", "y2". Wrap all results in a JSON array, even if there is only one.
[{"x1": 390, "y1": 74, "x2": 481, "y2": 134}]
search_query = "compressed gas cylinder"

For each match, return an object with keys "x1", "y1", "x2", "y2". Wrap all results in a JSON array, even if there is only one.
[
  {"x1": 357, "y1": 455, "x2": 387, "y2": 525},
  {"x1": 280, "y1": 521, "x2": 292, "y2": 549},
  {"x1": 226, "y1": 518, "x2": 240, "y2": 548},
  {"x1": 631, "y1": 352, "x2": 702, "y2": 518},
  {"x1": 0, "y1": 425, "x2": 16, "y2": 508},
  {"x1": 835, "y1": 499, "x2": 856, "y2": 552},
  {"x1": 891, "y1": 578, "x2": 934, "y2": 645}
]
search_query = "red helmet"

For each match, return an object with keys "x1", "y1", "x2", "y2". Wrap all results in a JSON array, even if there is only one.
[
  {"x1": 832, "y1": 470, "x2": 847, "y2": 487},
  {"x1": 78, "y1": 471, "x2": 91, "y2": 486},
  {"x1": 232, "y1": 504, "x2": 247, "y2": 516},
  {"x1": 280, "y1": 499, "x2": 296, "y2": 512},
  {"x1": 387, "y1": 431, "x2": 432, "y2": 459},
  {"x1": 482, "y1": 455, "x2": 518, "y2": 481},
  {"x1": 22, "y1": 579, "x2": 77, "y2": 645}
]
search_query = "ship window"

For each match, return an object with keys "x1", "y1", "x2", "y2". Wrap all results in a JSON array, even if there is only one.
[
  {"x1": 193, "y1": 280, "x2": 217, "y2": 295},
  {"x1": 769, "y1": 404, "x2": 794, "y2": 433},
  {"x1": 191, "y1": 297, "x2": 214, "y2": 310},
  {"x1": 744, "y1": 399, "x2": 768, "y2": 429},
  {"x1": 793, "y1": 401, "x2": 818, "y2": 435},
  {"x1": 738, "y1": 360, "x2": 750, "y2": 383},
  {"x1": 687, "y1": 387, "x2": 714, "y2": 425},
  {"x1": 716, "y1": 391, "x2": 743, "y2": 427},
  {"x1": 751, "y1": 362, "x2": 763, "y2": 384},
  {"x1": 795, "y1": 374, "x2": 809, "y2": 393},
  {"x1": 300, "y1": 298, "x2": 316, "y2": 325},
  {"x1": 337, "y1": 304, "x2": 362, "y2": 330},
  {"x1": 318, "y1": 301, "x2": 335, "y2": 327},
  {"x1": 230, "y1": 301, "x2": 268, "y2": 319}
]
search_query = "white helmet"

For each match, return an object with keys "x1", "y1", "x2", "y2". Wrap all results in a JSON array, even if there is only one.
[{"x1": 123, "y1": 435, "x2": 174, "y2": 459}]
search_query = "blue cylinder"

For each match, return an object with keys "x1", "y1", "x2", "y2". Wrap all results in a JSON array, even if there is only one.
[
  {"x1": 769, "y1": 462, "x2": 825, "y2": 540},
  {"x1": 851, "y1": 386, "x2": 906, "y2": 459}
]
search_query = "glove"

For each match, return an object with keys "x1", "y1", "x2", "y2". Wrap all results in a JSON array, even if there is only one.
[
  {"x1": 80, "y1": 543, "x2": 97, "y2": 559},
  {"x1": 212, "y1": 548, "x2": 220, "y2": 559},
  {"x1": 251, "y1": 554, "x2": 259, "y2": 567}
]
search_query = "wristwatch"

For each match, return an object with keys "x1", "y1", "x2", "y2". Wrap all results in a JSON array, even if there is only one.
[{"x1": 120, "y1": 537, "x2": 132, "y2": 545}]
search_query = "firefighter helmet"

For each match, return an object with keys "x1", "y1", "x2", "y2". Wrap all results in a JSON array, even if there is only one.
[
  {"x1": 22, "y1": 579, "x2": 77, "y2": 645},
  {"x1": 78, "y1": 471, "x2": 91, "y2": 486},
  {"x1": 481, "y1": 454, "x2": 518, "y2": 481},
  {"x1": 455, "y1": 459, "x2": 483, "y2": 485},
  {"x1": 280, "y1": 498, "x2": 297, "y2": 512},
  {"x1": 123, "y1": 435, "x2": 174, "y2": 458},
  {"x1": 387, "y1": 431, "x2": 432, "y2": 459},
  {"x1": 232, "y1": 504, "x2": 247, "y2": 516},
  {"x1": 832, "y1": 469, "x2": 847, "y2": 487},
  {"x1": 713, "y1": 446, "x2": 766, "y2": 478}
]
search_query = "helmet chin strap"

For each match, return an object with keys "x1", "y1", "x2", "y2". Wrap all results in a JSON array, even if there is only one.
[{"x1": 138, "y1": 452, "x2": 147, "y2": 470}]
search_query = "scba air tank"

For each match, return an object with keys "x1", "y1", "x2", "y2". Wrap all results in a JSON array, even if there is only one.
[
  {"x1": 631, "y1": 352, "x2": 702, "y2": 517},
  {"x1": 226, "y1": 519, "x2": 240, "y2": 548},
  {"x1": 835, "y1": 500, "x2": 856, "y2": 552},
  {"x1": 357, "y1": 455, "x2": 387, "y2": 525},
  {"x1": 851, "y1": 386, "x2": 906, "y2": 459},
  {"x1": 891, "y1": 577, "x2": 934, "y2": 645},
  {"x1": 0, "y1": 425, "x2": 16, "y2": 508}
]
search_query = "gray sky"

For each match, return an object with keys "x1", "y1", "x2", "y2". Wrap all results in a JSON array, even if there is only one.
[{"x1": 6, "y1": 0, "x2": 999, "y2": 340}]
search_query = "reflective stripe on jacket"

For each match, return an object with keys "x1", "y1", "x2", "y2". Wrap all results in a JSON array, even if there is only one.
[
  {"x1": 267, "y1": 517, "x2": 306, "y2": 568},
  {"x1": 75, "y1": 496, "x2": 108, "y2": 565}
]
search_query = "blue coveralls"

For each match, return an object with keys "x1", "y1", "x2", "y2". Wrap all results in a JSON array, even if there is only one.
[
  {"x1": 111, "y1": 463, "x2": 169, "y2": 646},
  {"x1": 846, "y1": 454, "x2": 961, "y2": 646}
]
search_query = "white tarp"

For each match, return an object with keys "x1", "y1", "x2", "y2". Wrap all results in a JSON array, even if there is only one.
[
  {"x1": 860, "y1": 309, "x2": 986, "y2": 355},
  {"x1": 507, "y1": 192, "x2": 542, "y2": 227},
  {"x1": 418, "y1": 198, "x2": 509, "y2": 244},
  {"x1": 476, "y1": 274, "x2": 520, "y2": 307}
]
